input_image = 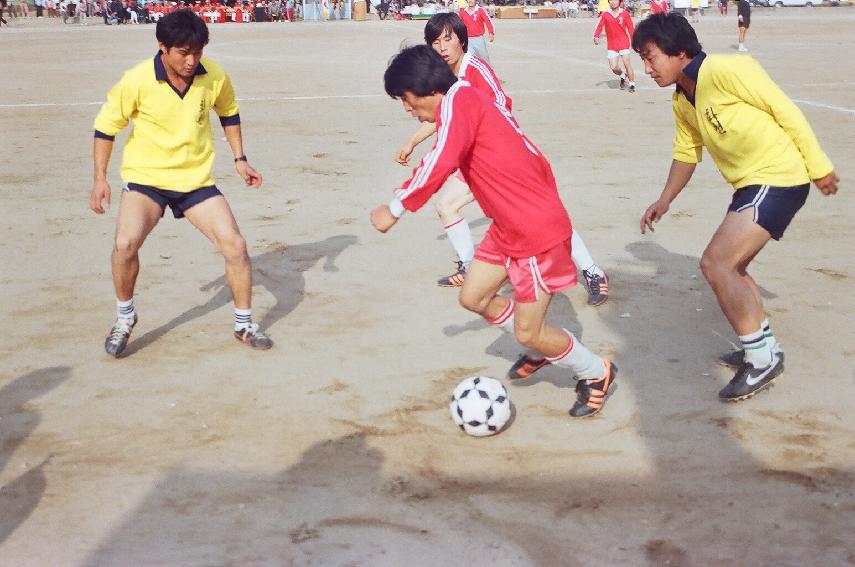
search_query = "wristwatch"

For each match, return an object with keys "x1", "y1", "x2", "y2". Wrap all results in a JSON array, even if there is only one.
[{"x1": 234, "y1": 155, "x2": 248, "y2": 162}]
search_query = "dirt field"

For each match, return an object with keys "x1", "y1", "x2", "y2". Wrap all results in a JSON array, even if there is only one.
[{"x1": 1, "y1": 8, "x2": 854, "y2": 567}]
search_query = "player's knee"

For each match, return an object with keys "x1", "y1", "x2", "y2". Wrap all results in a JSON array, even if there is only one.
[
  {"x1": 700, "y1": 250, "x2": 731, "y2": 284},
  {"x1": 459, "y1": 290, "x2": 488, "y2": 315},
  {"x1": 220, "y1": 233, "x2": 248, "y2": 263},
  {"x1": 113, "y1": 233, "x2": 142, "y2": 258},
  {"x1": 514, "y1": 324, "x2": 542, "y2": 350}
]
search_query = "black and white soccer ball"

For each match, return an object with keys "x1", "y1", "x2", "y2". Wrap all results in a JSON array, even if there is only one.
[{"x1": 449, "y1": 376, "x2": 512, "y2": 437}]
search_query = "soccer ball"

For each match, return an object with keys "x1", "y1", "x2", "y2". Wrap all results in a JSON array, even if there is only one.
[{"x1": 449, "y1": 376, "x2": 512, "y2": 437}]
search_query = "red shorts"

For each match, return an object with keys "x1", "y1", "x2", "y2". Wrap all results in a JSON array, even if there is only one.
[{"x1": 474, "y1": 232, "x2": 577, "y2": 303}]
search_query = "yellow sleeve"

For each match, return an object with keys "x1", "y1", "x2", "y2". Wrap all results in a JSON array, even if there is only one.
[
  {"x1": 716, "y1": 57, "x2": 833, "y2": 180},
  {"x1": 93, "y1": 73, "x2": 138, "y2": 136},
  {"x1": 213, "y1": 73, "x2": 240, "y2": 119},
  {"x1": 672, "y1": 94, "x2": 703, "y2": 164}
]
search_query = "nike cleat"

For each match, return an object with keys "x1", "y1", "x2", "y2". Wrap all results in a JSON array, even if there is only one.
[
  {"x1": 719, "y1": 354, "x2": 784, "y2": 401},
  {"x1": 719, "y1": 348, "x2": 785, "y2": 369}
]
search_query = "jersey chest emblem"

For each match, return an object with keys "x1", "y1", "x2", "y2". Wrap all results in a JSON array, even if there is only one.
[{"x1": 704, "y1": 107, "x2": 727, "y2": 135}]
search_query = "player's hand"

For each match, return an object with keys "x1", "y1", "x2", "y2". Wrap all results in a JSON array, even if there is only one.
[
  {"x1": 640, "y1": 199, "x2": 669, "y2": 234},
  {"x1": 814, "y1": 170, "x2": 839, "y2": 196},
  {"x1": 488, "y1": 33, "x2": 495, "y2": 43},
  {"x1": 370, "y1": 205, "x2": 398, "y2": 233},
  {"x1": 593, "y1": 36, "x2": 599, "y2": 45},
  {"x1": 396, "y1": 143, "x2": 414, "y2": 166},
  {"x1": 90, "y1": 178, "x2": 112, "y2": 214},
  {"x1": 738, "y1": 14, "x2": 743, "y2": 21},
  {"x1": 236, "y1": 160, "x2": 263, "y2": 188}
]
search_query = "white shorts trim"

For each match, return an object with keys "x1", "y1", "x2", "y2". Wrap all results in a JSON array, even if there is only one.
[{"x1": 607, "y1": 49, "x2": 631, "y2": 59}]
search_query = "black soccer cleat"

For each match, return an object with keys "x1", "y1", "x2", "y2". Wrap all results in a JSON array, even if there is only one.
[
  {"x1": 507, "y1": 354, "x2": 551, "y2": 380},
  {"x1": 719, "y1": 354, "x2": 784, "y2": 402},
  {"x1": 582, "y1": 269, "x2": 609, "y2": 306},
  {"x1": 437, "y1": 260, "x2": 467, "y2": 287},
  {"x1": 105, "y1": 315, "x2": 138, "y2": 358},
  {"x1": 569, "y1": 360, "x2": 618, "y2": 418},
  {"x1": 719, "y1": 348, "x2": 785, "y2": 369}
]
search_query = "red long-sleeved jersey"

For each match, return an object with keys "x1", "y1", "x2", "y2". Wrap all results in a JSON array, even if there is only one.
[
  {"x1": 393, "y1": 82, "x2": 572, "y2": 257},
  {"x1": 593, "y1": 8, "x2": 634, "y2": 51},
  {"x1": 457, "y1": 52, "x2": 512, "y2": 112},
  {"x1": 459, "y1": 6, "x2": 494, "y2": 38}
]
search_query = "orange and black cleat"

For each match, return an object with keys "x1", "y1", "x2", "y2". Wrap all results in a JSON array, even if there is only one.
[
  {"x1": 569, "y1": 359, "x2": 618, "y2": 418},
  {"x1": 507, "y1": 354, "x2": 551, "y2": 380}
]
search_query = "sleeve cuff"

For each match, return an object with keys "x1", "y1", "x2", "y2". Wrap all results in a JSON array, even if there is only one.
[
  {"x1": 388, "y1": 197, "x2": 406, "y2": 218},
  {"x1": 219, "y1": 113, "x2": 241, "y2": 127},
  {"x1": 94, "y1": 130, "x2": 116, "y2": 141}
]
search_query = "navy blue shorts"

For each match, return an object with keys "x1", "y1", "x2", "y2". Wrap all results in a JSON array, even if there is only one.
[
  {"x1": 727, "y1": 183, "x2": 809, "y2": 240},
  {"x1": 124, "y1": 183, "x2": 222, "y2": 219}
]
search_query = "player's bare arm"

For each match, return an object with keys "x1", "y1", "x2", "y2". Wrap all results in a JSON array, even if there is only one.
[
  {"x1": 91, "y1": 137, "x2": 114, "y2": 214},
  {"x1": 814, "y1": 170, "x2": 839, "y2": 196},
  {"x1": 223, "y1": 124, "x2": 262, "y2": 188},
  {"x1": 397, "y1": 122, "x2": 437, "y2": 166},
  {"x1": 641, "y1": 159, "x2": 696, "y2": 234}
]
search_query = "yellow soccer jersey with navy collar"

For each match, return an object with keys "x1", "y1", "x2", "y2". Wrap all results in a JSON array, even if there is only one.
[
  {"x1": 93, "y1": 53, "x2": 241, "y2": 192},
  {"x1": 672, "y1": 52, "x2": 833, "y2": 190}
]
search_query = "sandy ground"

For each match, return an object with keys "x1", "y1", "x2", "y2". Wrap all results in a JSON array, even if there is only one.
[{"x1": 1, "y1": 7, "x2": 854, "y2": 567}]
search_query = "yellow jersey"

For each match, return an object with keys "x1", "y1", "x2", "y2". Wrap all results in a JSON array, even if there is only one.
[
  {"x1": 94, "y1": 54, "x2": 241, "y2": 192},
  {"x1": 672, "y1": 53, "x2": 833, "y2": 189}
]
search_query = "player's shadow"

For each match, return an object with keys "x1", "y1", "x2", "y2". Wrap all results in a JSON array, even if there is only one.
[
  {"x1": 123, "y1": 234, "x2": 358, "y2": 356},
  {"x1": 0, "y1": 366, "x2": 70, "y2": 544},
  {"x1": 595, "y1": 78, "x2": 623, "y2": 89}
]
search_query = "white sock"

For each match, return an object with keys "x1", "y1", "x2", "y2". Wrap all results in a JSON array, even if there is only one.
[
  {"x1": 546, "y1": 328, "x2": 607, "y2": 382},
  {"x1": 739, "y1": 328, "x2": 773, "y2": 368},
  {"x1": 761, "y1": 318, "x2": 780, "y2": 353},
  {"x1": 485, "y1": 298, "x2": 514, "y2": 331},
  {"x1": 628, "y1": 81, "x2": 636, "y2": 87},
  {"x1": 444, "y1": 217, "x2": 475, "y2": 269},
  {"x1": 234, "y1": 308, "x2": 252, "y2": 331},
  {"x1": 116, "y1": 298, "x2": 135, "y2": 321},
  {"x1": 571, "y1": 230, "x2": 603, "y2": 276}
]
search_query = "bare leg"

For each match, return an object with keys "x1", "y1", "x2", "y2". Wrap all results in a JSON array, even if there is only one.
[
  {"x1": 112, "y1": 190, "x2": 163, "y2": 301},
  {"x1": 700, "y1": 209, "x2": 771, "y2": 336},
  {"x1": 183, "y1": 195, "x2": 252, "y2": 309}
]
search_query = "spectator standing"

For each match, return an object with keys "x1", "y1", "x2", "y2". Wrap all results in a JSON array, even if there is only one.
[
  {"x1": 568, "y1": 0, "x2": 579, "y2": 16},
  {"x1": 649, "y1": 0, "x2": 668, "y2": 13},
  {"x1": 719, "y1": 0, "x2": 727, "y2": 15},
  {"x1": 737, "y1": 0, "x2": 749, "y2": 52},
  {"x1": 0, "y1": 0, "x2": 7, "y2": 25},
  {"x1": 458, "y1": 0, "x2": 494, "y2": 62},
  {"x1": 18, "y1": 0, "x2": 29, "y2": 17}
]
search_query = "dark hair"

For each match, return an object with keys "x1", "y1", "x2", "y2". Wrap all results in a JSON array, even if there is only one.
[
  {"x1": 632, "y1": 13, "x2": 702, "y2": 57},
  {"x1": 424, "y1": 12, "x2": 468, "y2": 53},
  {"x1": 156, "y1": 9, "x2": 209, "y2": 50},
  {"x1": 384, "y1": 45, "x2": 458, "y2": 99}
]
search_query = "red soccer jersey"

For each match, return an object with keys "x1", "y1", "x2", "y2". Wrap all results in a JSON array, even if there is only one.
[
  {"x1": 459, "y1": 6, "x2": 494, "y2": 38},
  {"x1": 593, "y1": 8, "x2": 634, "y2": 51},
  {"x1": 394, "y1": 82, "x2": 572, "y2": 257},
  {"x1": 649, "y1": 0, "x2": 669, "y2": 13},
  {"x1": 457, "y1": 52, "x2": 512, "y2": 112}
]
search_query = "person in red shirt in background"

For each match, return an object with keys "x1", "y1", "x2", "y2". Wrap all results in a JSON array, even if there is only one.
[
  {"x1": 593, "y1": 0, "x2": 636, "y2": 92},
  {"x1": 371, "y1": 46, "x2": 620, "y2": 418},
  {"x1": 649, "y1": 0, "x2": 668, "y2": 14},
  {"x1": 458, "y1": 0, "x2": 494, "y2": 62}
]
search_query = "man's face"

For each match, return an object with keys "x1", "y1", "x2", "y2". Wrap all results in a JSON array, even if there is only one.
[
  {"x1": 467, "y1": 0, "x2": 476, "y2": 7},
  {"x1": 400, "y1": 91, "x2": 442, "y2": 123},
  {"x1": 431, "y1": 27, "x2": 464, "y2": 70},
  {"x1": 638, "y1": 41, "x2": 685, "y2": 87},
  {"x1": 608, "y1": 0, "x2": 619, "y2": 9},
  {"x1": 159, "y1": 43, "x2": 204, "y2": 80}
]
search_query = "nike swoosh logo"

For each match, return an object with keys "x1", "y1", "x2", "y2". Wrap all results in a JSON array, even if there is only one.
[{"x1": 745, "y1": 361, "x2": 777, "y2": 386}]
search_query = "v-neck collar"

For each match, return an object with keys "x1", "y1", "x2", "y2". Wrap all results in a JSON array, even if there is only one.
[{"x1": 153, "y1": 51, "x2": 208, "y2": 99}]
